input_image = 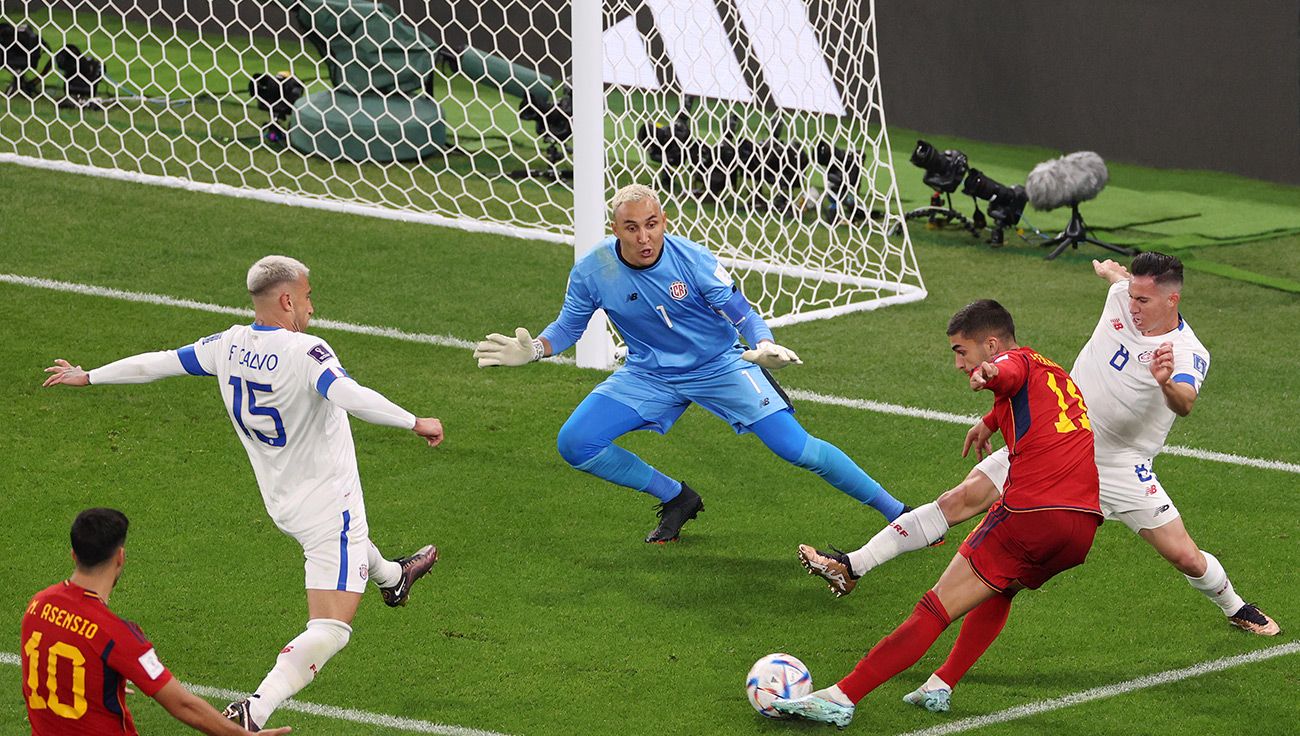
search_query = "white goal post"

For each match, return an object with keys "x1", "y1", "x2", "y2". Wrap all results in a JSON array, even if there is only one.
[{"x1": 1, "y1": 0, "x2": 925, "y2": 369}]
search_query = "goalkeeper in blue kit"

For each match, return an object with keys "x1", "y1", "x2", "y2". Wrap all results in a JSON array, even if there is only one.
[{"x1": 474, "y1": 184, "x2": 908, "y2": 542}]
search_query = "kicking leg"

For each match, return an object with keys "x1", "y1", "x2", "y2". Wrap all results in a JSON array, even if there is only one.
[
  {"x1": 797, "y1": 465, "x2": 1000, "y2": 596},
  {"x1": 228, "y1": 515, "x2": 372, "y2": 729},
  {"x1": 903, "y1": 591, "x2": 1015, "y2": 712},
  {"x1": 1137, "y1": 517, "x2": 1279, "y2": 635},
  {"x1": 234, "y1": 590, "x2": 360, "y2": 728},
  {"x1": 748, "y1": 410, "x2": 904, "y2": 520},
  {"x1": 775, "y1": 553, "x2": 998, "y2": 726}
]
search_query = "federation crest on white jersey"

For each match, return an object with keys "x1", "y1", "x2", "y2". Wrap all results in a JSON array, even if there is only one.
[{"x1": 745, "y1": 652, "x2": 812, "y2": 718}]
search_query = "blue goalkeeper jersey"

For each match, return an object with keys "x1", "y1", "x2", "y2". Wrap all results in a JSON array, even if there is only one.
[{"x1": 540, "y1": 233, "x2": 767, "y2": 375}]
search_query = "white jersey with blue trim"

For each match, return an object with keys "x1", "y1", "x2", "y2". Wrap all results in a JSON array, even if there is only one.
[
  {"x1": 1071, "y1": 281, "x2": 1209, "y2": 461},
  {"x1": 539, "y1": 234, "x2": 745, "y2": 375},
  {"x1": 183, "y1": 324, "x2": 359, "y2": 537}
]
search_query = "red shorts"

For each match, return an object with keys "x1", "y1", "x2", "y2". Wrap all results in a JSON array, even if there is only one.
[{"x1": 959, "y1": 502, "x2": 1101, "y2": 593}]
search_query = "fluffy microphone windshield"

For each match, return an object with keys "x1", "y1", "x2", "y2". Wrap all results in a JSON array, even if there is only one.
[{"x1": 1025, "y1": 151, "x2": 1108, "y2": 211}]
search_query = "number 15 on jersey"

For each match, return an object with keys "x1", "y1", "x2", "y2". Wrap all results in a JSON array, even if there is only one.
[{"x1": 228, "y1": 377, "x2": 287, "y2": 447}]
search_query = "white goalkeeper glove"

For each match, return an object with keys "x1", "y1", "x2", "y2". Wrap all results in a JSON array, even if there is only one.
[
  {"x1": 474, "y1": 327, "x2": 545, "y2": 368},
  {"x1": 741, "y1": 342, "x2": 803, "y2": 370}
]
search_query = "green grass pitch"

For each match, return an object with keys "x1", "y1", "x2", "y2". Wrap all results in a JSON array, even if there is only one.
[{"x1": 0, "y1": 163, "x2": 1297, "y2": 735}]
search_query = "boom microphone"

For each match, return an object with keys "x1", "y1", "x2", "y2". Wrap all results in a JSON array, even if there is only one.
[{"x1": 1025, "y1": 151, "x2": 1108, "y2": 211}]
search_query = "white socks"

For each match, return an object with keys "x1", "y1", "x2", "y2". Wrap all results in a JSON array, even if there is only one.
[
  {"x1": 847, "y1": 502, "x2": 950, "y2": 577},
  {"x1": 249, "y1": 618, "x2": 352, "y2": 726},
  {"x1": 367, "y1": 542, "x2": 401, "y2": 588},
  {"x1": 922, "y1": 673, "x2": 953, "y2": 692},
  {"x1": 1185, "y1": 550, "x2": 1245, "y2": 616},
  {"x1": 813, "y1": 683, "x2": 854, "y2": 706}
]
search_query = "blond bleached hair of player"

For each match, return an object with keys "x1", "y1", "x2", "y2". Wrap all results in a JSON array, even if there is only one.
[
  {"x1": 608, "y1": 184, "x2": 662, "y2": 220},
  {"x1": 247, "y1": 255, "x2": 310, "y2": 296}
]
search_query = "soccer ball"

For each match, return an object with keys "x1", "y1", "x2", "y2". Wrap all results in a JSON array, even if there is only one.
[{"x1": 745, "y1": 652, "x2": 812, "y2": 718}]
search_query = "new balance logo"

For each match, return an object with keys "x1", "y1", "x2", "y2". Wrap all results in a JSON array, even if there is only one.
[{"x1": 602, "y1": 0, "x2": 846, "y2": 115}]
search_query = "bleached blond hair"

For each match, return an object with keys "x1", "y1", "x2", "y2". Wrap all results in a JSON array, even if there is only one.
[
  {"x1": 608, "y1": 184, "x2": 662, "y2": 220},
  {"x1": 247, "y1": 255, "x2": 309, "y2": 296}
]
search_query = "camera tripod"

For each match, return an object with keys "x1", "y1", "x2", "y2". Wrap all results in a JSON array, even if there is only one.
[
  {"x1": 1042, "y1": 203, "x2": 1136, "y2": 260},
  {"x1": 892, "y1": 191, "x2": 979, "y2": 238}
]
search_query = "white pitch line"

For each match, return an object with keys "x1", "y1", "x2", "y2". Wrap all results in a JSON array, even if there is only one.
[
  {"x1": 895, "y1": 641, "x2": 1300, "y2": 736},
  {"x1": 0, "y1": 154, "x2": 572, "y2": 247},
  {"x1": 786, "y1": 388, "x2": 1300, "y2": 474},
  {"x1": 3, "y1": 272, "x2": 1297, "y2": 475},
  {"x1": 0, "y1": 651, "x2": 511, "y2": 735}
]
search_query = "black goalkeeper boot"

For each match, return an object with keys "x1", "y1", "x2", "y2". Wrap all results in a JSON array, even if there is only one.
[{"x1": 645, "y1": 483, "x2": 704, "y2": 543}]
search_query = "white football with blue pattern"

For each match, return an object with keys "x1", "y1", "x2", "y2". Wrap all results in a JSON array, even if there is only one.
[{"x1": 745, "y1": 652, "x2": 813, "y2": 718}]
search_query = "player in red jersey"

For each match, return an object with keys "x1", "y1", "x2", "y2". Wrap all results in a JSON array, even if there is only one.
[
  {"x1": 21, "y1": 508, "x2": 289, "y2": 736},
  {"x1": 772, "y1": 300, "x2": 1102, "y2": 727}
]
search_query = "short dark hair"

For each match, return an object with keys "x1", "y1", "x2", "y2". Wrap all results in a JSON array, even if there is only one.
[
  {"x1": 947, "y1": 299, "x2": 1016, "y2": 341},
  {"x1": 1131, "y1": 252, "x2": 1183, "y2": 290},
  {"x1": 71, "y1": 508, "x2": 129, "y2": 569}
]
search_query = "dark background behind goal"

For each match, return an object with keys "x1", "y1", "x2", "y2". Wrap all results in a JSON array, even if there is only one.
[{"x1": 36, "y1": 0, "x2": 1300, "y2": 184}]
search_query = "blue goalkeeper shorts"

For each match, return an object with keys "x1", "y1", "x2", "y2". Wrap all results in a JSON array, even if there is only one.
[{"x1": 590, "y1": 359, "x2": 792, "y2": 434}]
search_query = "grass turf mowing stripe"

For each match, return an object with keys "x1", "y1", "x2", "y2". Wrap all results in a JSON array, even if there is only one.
[
  {"x1": 0, "y1": 651, "x2": 513, "y2": 736},
  {"x1": 894, "y1": 640, "x2": 1300, "y2": 736},
  {"x1": 4, "y1": 272, "x2": 1298, "y2": 476}
]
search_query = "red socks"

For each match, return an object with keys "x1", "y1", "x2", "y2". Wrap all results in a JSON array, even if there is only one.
[
  {"x1": 836, "y1": 590, "x2": 951, "y2": 703},
  {"x1": 935, "y1": 593, "x2": 1012, "y2": 687}
]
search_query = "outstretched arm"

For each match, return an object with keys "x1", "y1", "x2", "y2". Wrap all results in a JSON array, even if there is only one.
[
  {"x1": 323, "y1": 377, "x2": 443, "y2": 446},
  {"x1": 151, "y1": 679, "x2": 291, "y2": 735},
  {"x1": 1092, "y1": 258, "x2": 1131, "y2": 285},
  {"x1": 477, "y1": 270, "x2": 595, "y2": 367},
  {"x1": 43, "y1": 350, "x2": 196, "y2": 387}
]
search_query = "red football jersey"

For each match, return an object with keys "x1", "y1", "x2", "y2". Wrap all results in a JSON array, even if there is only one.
[
  {"x1": 21, "y1": 581, "x2": 173, "y2": 736},
  {"x1": 980, "y1": 346, "x2": 1101, "y2": 516}
]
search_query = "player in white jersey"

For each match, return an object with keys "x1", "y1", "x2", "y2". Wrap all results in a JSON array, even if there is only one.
[
  {"x1": 796, "y1": 253, "x2": 1278, "y2": 712},
  {"x1": 42, "y1": 255, "x2": 444, "y2": 731}
]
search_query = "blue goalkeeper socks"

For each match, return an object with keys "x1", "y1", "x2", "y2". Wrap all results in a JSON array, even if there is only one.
[
  {"x1": 575, "y1": 446, "x2": 682, "y2": 502},
  {"x1": 558, "y1": 394, "x2": 683, "y2": 502},
  {"x1": 796, "y1": 437, "x2": 905, "y2": 519},
  {"x1": 751, "y1": 411, "x2": 905, "y2": 520}
]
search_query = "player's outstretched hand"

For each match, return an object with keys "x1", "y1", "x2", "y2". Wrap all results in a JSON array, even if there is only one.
[
  {"x1": 43, "y1": 358, "x2": 90, "y2": 387},
  {"x1": 969, "y1": 361, "x2": 998, "y2": 391},
  {"x1": 1092, "y1": 258, "x2": 1130, "y2": 284},
  {"x1": 962, "y1": 419, "x2": 994, "y2": 459},
  {"x1": 741, "y1": 342, "x2": 803, "y2": 370},
  {"x1": 1149, "y1": 341, "x2": 1175, "y2": 384},
  {"x1": 413, "y1": 417, "x2": 444, "y2": 447},
  {"x1": 474, "y1": 327, "x2": 542, "y2": 368}
]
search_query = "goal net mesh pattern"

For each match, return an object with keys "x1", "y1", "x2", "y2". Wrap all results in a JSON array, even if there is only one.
[{"x1": 1, "y1": 0, "x2": 923, "y2": 326}]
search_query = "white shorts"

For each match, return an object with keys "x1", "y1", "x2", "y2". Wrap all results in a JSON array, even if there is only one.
[
  {"x1": 294, "y1": 507, "x2": 371, "y2": 593},
  {"x1": 974, "y1": 448, "x2": 1180, "y2": 533}
]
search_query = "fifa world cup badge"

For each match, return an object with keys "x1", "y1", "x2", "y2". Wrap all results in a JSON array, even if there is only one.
[{"x1": 669, "y1": 281, "x2": 688, "y2": 300}]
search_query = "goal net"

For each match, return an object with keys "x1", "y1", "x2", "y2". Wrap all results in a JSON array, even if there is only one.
[{"x1": 1, "y1": 0, "x2": 924, "y2": 340}]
